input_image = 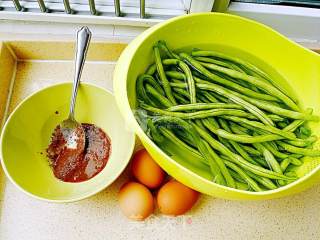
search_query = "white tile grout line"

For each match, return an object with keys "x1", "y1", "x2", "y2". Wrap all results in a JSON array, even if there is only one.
[
  {"x1": 4, "y1": 43, "x2": 18, "y2": 60},
  {"x1": 1, "y1": 58, "x2": 17, "y2": 130},
  {"x1": 1, "y1": 43, "x2": 18, "y2": 129}
]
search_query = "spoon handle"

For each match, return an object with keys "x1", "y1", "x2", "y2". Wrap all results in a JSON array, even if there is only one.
[{"x1": 69, "y1": 26, "x2": 92, "y2": 119}]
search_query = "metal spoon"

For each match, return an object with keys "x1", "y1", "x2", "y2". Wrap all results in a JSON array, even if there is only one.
[{"x1": 59, "y1": 26, "x2": 92, "y2": 150}]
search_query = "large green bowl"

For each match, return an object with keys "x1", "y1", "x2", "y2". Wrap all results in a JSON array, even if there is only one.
[
  {"x1": 0, "y1": 83, "x2": 135, "y2": 202},
  {"x1": 113, "y1": 13, "x2": 320, "y2": 200}
]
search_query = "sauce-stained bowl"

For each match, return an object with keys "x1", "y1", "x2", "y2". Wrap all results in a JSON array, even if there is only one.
[
  {"x1": 113, "y1": 13, "x2": 320, "y2": 200},
  {"x1": 0, "y1": 82, "x2": 135, "y2": 202}
]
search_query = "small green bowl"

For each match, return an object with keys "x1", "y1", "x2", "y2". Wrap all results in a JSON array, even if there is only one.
[{"x1": 0, "y1": 82, "x2": 135, "y2": 202}]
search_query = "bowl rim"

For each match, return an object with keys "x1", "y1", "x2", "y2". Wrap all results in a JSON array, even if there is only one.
[
  {"x1": 0, "y1": 82, "x2": 136, "y2": 203},
  {"x1": 114, "y1": 12, "x2": 320, "y2": 197}
]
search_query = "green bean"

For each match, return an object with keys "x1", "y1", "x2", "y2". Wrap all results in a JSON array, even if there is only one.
[
  {"x1": 136, "y1": 74, "x2": 165, "y2": 106},
  {"x1": 163, "y1": 59, "x2": 197, "y2": 103},
  {"x1": 283, "y1": 109, "x2": 313, "y2": 131},
  {"x1": 146, "y1": 63, "x2": 157, "y2": 75},
  {"x1": 154, "y1": 46, "x2": 177, "y2": 104},
  {"x1": 242, "y1": 145, "x2": 262, "y2": 156},
  {"x1": 152, "y1": 116, "x2": 237, "y2": 185},
  {"x1": 229, "y1": 169, "x2": 247, "y2": 183},
  {"x1": 147, "y1": 119, "x2": 164, "y2": 143},
  {"x1": 285, "y1": 136, "x2": 317, "y2": 147},
  {"x1": 152, "y1": 117, "x2": 204, "y2": 156},
  {"x1": 197, "y1": 92, "x2": 212, "y2": 103},
  {"x1": 262, "y1": 142, "x2": 288, "y2": 159},
  {"x1": 288, "y1": 157, "x2": 302, "y2": 166},
  {"x1": 255, "y1": 143, "x2": 283, "y2": 174},
  {"x1": 202, "y1": 140, "x2": 236, "y2": 188},
  {"x1": 191, "y1": 50, "x2": 298, "y2": 103},
  {"x1": 157, "y1": 40, "x2": 180, "y2": 59},
  {"x1": 197, "y1": 93, "x2": 210, "y2": 103},
  {"x1": 191, "y1": 122, "x2": 296, "y2": 180},
  {"x1": 167, "y1": 103, "x2": 243, "y2": 112},
  {"x1": 277, "y1": 122, "x2": 289, "y2": 129},
  {"x1": 219, "y1": 135, "x2": 237, "y2": 153},
  {"x1": 173, "y1": 88, "x2": 190, "y2": 100},
  {"x1": 198, "y1": 141, "x2": 226, "y2": 185},
  {"x1": 171, "y1": 78, "x2": 184, "y2": 84},
  {"x1": 173, "y1": 128, "x2": 197, "y2": 148},
  {"x1": 203, "y1": 118, "x2": 285, "y2": 143},
  {"x1": 254, "y1": 157, "x2": 269, "y2": 168},
  {"x1": 210, "y1": 92, "x2": 229, "y2": 103},
  {"x1": 277, "y1": 141, "x2": 320, "y2": 156},
  {"x1": 191, "y1": 69, "x2": 210, "y2": 80},
  {"x1": 244, "y1": 170, "x2": 277, "y2": 190},
  {"x1": 222, "y1": 116, "x2": 296, "y2": 140},
  {"x1": 179, "y1": 53, "x2": 281, "y2": 103},
  {"x1": 159, "y1": 127, "x2": 201, "y2": 158},
  {"x1": 191, "y1": 50, "x2": 268, "y2": 78},
  {"x1": 141, "y1": 103, "x2": 257, "y2": 120},
  {"x1": 290, "y1": 154, "x2": 303, "y2": 159},
  {"x1": 200, "y1": 61, "x2": 299, "y2": 111},
  {"x1": 230, "y1": 123, "x2": 289, "y2": 163},
  {"x1": 281, "y1": 171, "x2": 298, "y2": 185},
  {"x1": 268, "y1": 115, "x2": 285, "y2": 122},
  {"x1": 217, "y1": 118, "x2": 260, "y2": 166},
  {"x1": 280, "y1": 158, "x2": 291, "y2": 172},
  {"x1": 145, "y1": 84, "x2": 173, "y2": 108},
  {"x1": 285, "y1": 171, "x2": 297, "y2": 178},
  {"x1": 157, "y1": 128, "x2": 213, "y2": 175},
  {"x1": 237, "y1": 93, "x2": 319, "y2": 121},
  {"x1": 173, "y1": 93, "x2": 189, "y2": 104},
  {"x1": 283, "y1": 119, "x2": 305, "y2": 132},
  {"x1": 229, "y1": 119, "x2": 316, "y2": 150},
  {"x1": 269, "y1": 141, "x2": 279, "y2": 150},
  {"x1": 166, "y1": 71, "x2": 186, "y2": 80},
  {"x1": 196, "y1": 56, "x2": 252, "y2": 81},
  {"x1": 235, "y1": 181, "x2": 251, "y2": 191},
  {"x1": 193, "y1": 78, "x2": 316, "y2": 121},
  {"x1": 195, "y1": 120, "x2": 235, "y2": 154},
  {"x1": 229, "y1": 122, "x2": 252, "y2": 135},
  {"x1": 170, "y1": 81, "x2": 274, "y2": 126},
  {"x1": 191, "y1": 53, "x2": 285, "y2": 96},
  {"x1": 159, "y1": 117, "x2": 225, "y2": 184},
  {"x1": 224, "y1": 160, "x2": 262, "y2": 192},
  {"x1": 180, "y1": 62, "x2": 196, "y2": 103},
  {"x1": 194, "y1": 56, "x2": 233, "y2": 69},
  {"x1": 295, "y1": 126, "x2": 312, "y2": 139},
  {"x1": 215, "y1": 68, "x2": 261, "y2": 92},
  {"x1": 201, "y1": 91, "x2": 219, "y2": 103}
]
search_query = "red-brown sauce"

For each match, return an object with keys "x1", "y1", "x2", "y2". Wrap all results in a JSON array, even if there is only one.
[{"x1": 47, "y1": 123, "x2": 111, "y2": 183}]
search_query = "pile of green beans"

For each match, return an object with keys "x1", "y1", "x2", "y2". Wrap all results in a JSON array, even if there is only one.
[{"x1": 135, "y1": 40, "x2": 320, "y2": 192}]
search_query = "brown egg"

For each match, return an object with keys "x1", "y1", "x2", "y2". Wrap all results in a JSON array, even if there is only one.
[
  {"x1": 157, "y1": 180, "x2": 199, "y2": 216},
  {"x1": 118, "y1": 182, "x2": 154, "y2": 221},
  {"x1": 131, "y1": 149, "x2": 166, "y2": 189}
]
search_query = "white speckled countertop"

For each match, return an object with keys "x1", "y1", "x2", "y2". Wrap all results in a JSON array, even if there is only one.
[
  {"x1": 0, "y1": 41, "x2": 320, "y2": 240},
  {"x1": 1, "y1": 169, "x2": 320, "y2": 240}
]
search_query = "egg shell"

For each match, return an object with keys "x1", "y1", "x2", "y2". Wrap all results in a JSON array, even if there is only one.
[
  {"x1": 118, "y1": 182, "x2": 154, "y2": 221},
  {"x1": 157, "y1": 180, "x2": 199, "y2": 216},
  {"x1": 131, "y1": 149, "x2": 166, "y2": 189}
]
